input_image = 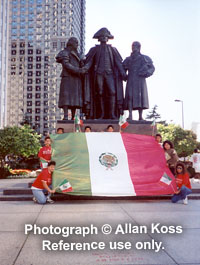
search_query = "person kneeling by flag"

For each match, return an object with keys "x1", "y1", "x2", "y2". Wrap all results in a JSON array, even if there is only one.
[
  {"x1": 171, "y1": 162, "x2": 192, "y2": 205},
  {"x1": 31, "y1": 161, "x2": 56, "y2": 204}
]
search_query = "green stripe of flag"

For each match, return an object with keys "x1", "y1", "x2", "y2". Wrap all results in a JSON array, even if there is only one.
[{"x1": 51, "y1": 133, "x2": 92, "y2": 195}]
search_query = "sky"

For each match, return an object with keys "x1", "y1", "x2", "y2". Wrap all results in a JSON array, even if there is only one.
[{"x1": 85, "y1": 0, "x2": 200, "y2": 137}]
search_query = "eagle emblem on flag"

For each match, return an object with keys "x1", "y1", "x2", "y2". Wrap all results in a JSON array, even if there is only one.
[{"x1": 99, "y1": 152, "x2": 118, "y2": 170}]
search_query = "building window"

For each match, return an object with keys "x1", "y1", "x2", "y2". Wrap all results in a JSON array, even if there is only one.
[
  {"x1": 12, "y1": 43, "x2": 17, "y2": 48},
  {"x1": 35, "y1": 123, "x2": 40, "y2": 128},
  {"x1": 44, "y1": 108, "x2": 48, "y2": 113},
  {"x1": 27, "y1": 86, "x2": 32, "y2": 91},
  {"x1": 44, "y1": 79, "x2": 48, "y2": 84},
  {"x1": 36, "y1": 64, "x2": 41, "y2": 69},
  {"x1": 28, "y1": 35, "x2": 33, "y2": 41},
  {"x1": 28, "y1": 71, "x2": 33, "y2": 76},
  {"x1": 27, "y1": 93, "x2": 32, "y2": 99},
  {"x1": 28, "y1": 49, "x2": 33, "y2": 54},
  {"x1": 35, "y1": 116, "x2": 40, "y2": 121},
  {"x1": 27, "y1": 79, "x2": 33, "y2": 84},
  {"x1": 36, "y1": 78, "x2": 41, "y2": 84},
  {"x1": 36, "y1": 71, "x2": 41, "y2": 76},
  {"x1": 20, "y1": 21, "x2": 26, "y2": 28},
  {"x1": 44, "y1": 86, "x2": 48, "y2": 91},
  {"x1": 44, "y1": 93, "x2": 48, "y2": 98},
  {"x1": 27, "y1": 109, "x2": 32, "y2": 113},
  {"x1": 53, "y1": 42, "x2": 57, "y2": 48},
  {"x1": 36, "y1": 86, "x2": 41, "y2": 91},
  {"x1": 36, "y1": 49, "x2": 41, "y2": 54},
  {"x1": 27, "y1": 101, "x2": 32, "y2": 106},
  {"x1": 28, "y1": 64, "x2": 33, "y2": 69},
  {"x1": 44, "y1": 63, "x2": 48, "y2": 69},
  {"x1": 44, "y1": 56, "x2": 49, "y2": 62},
  {"x1": 44, "y1": 116, "x2": 48, "y2": 121},
  {"x1": 20, "y1": 50, "x2": 25, "y2": 55},
  {"x1": 20, "y1": 42, "x2": 25, "y2": 48},
  {"x1": 28, "y1": 57, "x2": 33, "y2": 62},
  {"x1": 36, "y1": 101, "x2": 41, "y2": 106},
  {"x1": 11, "y1": 50, "x2": 16, "y2": 55},
  {"x1": 11, "y1": 29, "x2": 17, "y2": 35},
  {"x1": 36, "y1": 56, "x2": 41, "y2": 62},
  {"x1": 61, "y1": 42, "x2": 65, "y2": 48},
  {"x1": 28, "y1": 42, "x2": 33, "y2": 47},
  {"x1": 36, "y1": 93, "x2": 41, "y2": 98},
  {"x1": 44, "y1": 101, "x2": 48, "y2": 106},
  {"x1": 44, "y1": 123, "x2": 48, "y2": 128},
  {"x1": 44, "y1": 71, "x2": 48, "y2": 76},
  {"x1": 36, "y1": 108, "x2": 40, "y2": 113}
]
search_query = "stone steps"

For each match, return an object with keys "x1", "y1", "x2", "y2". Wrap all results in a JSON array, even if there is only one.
[
  {"x1": 1, "y1": 180, "x2": 200, "y2": 201},
  {"x1": 1, "y1": 189, "x2": 200, "y2": 201}
]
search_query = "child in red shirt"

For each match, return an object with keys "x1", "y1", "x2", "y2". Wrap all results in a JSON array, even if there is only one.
[
  {"x1": 31, "y1": 161, "x2": 56, "y2": 204},
  {"x1": 38, "y1": 136, "x2": 51, "y2": 169},
  {"x1": 171, "y1": 162, "x2": 192, "y2": 205}
]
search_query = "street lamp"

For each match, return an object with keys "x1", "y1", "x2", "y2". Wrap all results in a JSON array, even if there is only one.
[{"x1": 174, "y1": 99, "x2": 184, "y2": 129}]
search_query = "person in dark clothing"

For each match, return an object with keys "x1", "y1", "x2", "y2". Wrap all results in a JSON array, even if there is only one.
[
  {"x1": 163, "y1": 140, "x2": 179, "y2": 175},
  {"x1": 123, "y1": 41, "x2": 155, "y2": 120},
  {"x1": 84, "y1": 28, "x2": 126, "y2": 120},
  {"x1": 56, "y1": 37, "x2": 87, "y2": 120}
]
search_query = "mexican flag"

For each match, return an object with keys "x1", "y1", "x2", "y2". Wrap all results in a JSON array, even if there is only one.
[
  {"x1": 56, "y1": 179, "x2": 73, "y2": 193},
  {"x1": 51, "y1": 133, "x2": 177, "y2": 196},
  {"x1": 74, "y1": 114, "x2": 83, "y2": 126},
  {"x1": 119, "y1": 115, "x2": 129, "y2": 129},
  {"x1": 159, "y1": 173, "x2": 172, "y2": 186}
]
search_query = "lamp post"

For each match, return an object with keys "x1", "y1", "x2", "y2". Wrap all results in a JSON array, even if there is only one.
[{"x1": 174, "y1": 99, "x2": 184, "y2": 129}]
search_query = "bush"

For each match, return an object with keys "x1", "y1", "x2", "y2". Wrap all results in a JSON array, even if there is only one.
[
  {"x1": 0, "y1": 125, "x2": 41, "y2": 171},
  {"x1": 0, "y1": 167, "x2": 11, "y2": 179}
]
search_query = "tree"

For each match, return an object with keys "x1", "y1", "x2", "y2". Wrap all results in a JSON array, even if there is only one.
[
  {"x1": 0, "y1": 125, "x2": 41, "y2": 168},
  {"x1": 146, "y1": 105, "x2": 161, "y2": 120},
  {"x1": 146, "y1": 105, "x2": 167, "y2": 125},
  {"x1": 157, "y1": 124, "x2": 199, "y2": 157}
]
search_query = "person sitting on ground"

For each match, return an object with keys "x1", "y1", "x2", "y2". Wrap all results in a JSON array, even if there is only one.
[
  {"x1": 155, "y1": 133, "x2": 162, "y2": 146},
  {"x1": 31, "y1": 161, "x2": 56, "y2": 204},
  {"x1": 171, "y1": 162, "x2": 192, "y2": 205},
  {"x1": 84, "y1": 126, "x2": 92, "y2": 132},
  {"x1": 57, "y1": 127, "x2": 64, "y2": 134},
  {"x1": 38, "y1": 136, "x2": 52, "y2": 169},
  {"x1": 163, "y1": 140, "x2": 179, "y2": 175},
  {"x1": 107, "y1": 125, "x2": 114, "y2": 132}
]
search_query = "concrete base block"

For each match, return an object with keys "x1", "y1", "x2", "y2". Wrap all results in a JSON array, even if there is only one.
[{"x1": 56, "y1": 119, "x2": 156, "y2": 135}]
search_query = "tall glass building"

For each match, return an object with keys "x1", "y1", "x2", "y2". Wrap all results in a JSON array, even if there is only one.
[
  {"x1": 0, "y1": 0, "x2": 9, "y2": 128},
  {"x1": 5, "y1": 0, "x2": 85, "y2": 134}
]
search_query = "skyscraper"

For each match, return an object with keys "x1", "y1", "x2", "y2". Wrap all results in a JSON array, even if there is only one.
[
  {"x1": 0, "y1": 0, "x2": 9, "y2": 128},
  {"x1": 5, "y1": 0, "x2": 85, "y2": 135}
]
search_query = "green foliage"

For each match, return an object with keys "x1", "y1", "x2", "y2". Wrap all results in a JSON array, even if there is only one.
[
  {"x1": 146, "y1": 105, "x2": 161, "y2": 120},
  {"x1": 0, "y1": 125, "x2": 41, "y2": 167},
  {"x1": 157, "y1": 123, "x2": 199, "y2": 157},
  {"x1": 146, "y1": 105, "x2": 167, "y2": 125}
]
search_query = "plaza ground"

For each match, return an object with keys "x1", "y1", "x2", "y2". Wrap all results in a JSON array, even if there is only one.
[{"x1": 0, "y1": 198, "x2": 200, "y2": 265}]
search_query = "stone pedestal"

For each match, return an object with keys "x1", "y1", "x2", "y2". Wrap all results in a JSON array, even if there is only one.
[{"x1": 56, "y1": 119, "x2": 156, "y2": 136}]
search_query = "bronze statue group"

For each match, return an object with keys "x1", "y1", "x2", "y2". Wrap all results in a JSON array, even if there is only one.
[
  {"x1": 31, "y1": 28, "x2": 192, "y2": 205},
  {"x1": 56, "y1": 27, "x2": 155, "y2": 121}
]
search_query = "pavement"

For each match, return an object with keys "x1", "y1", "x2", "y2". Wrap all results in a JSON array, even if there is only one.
[{"x1": 0, "y1": 198, "x2": 200, "y2": 265}]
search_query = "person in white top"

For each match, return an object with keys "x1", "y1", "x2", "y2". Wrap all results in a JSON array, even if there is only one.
[{"x1": 190, "y1": 149, "x2": 200, "y2": 178}]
